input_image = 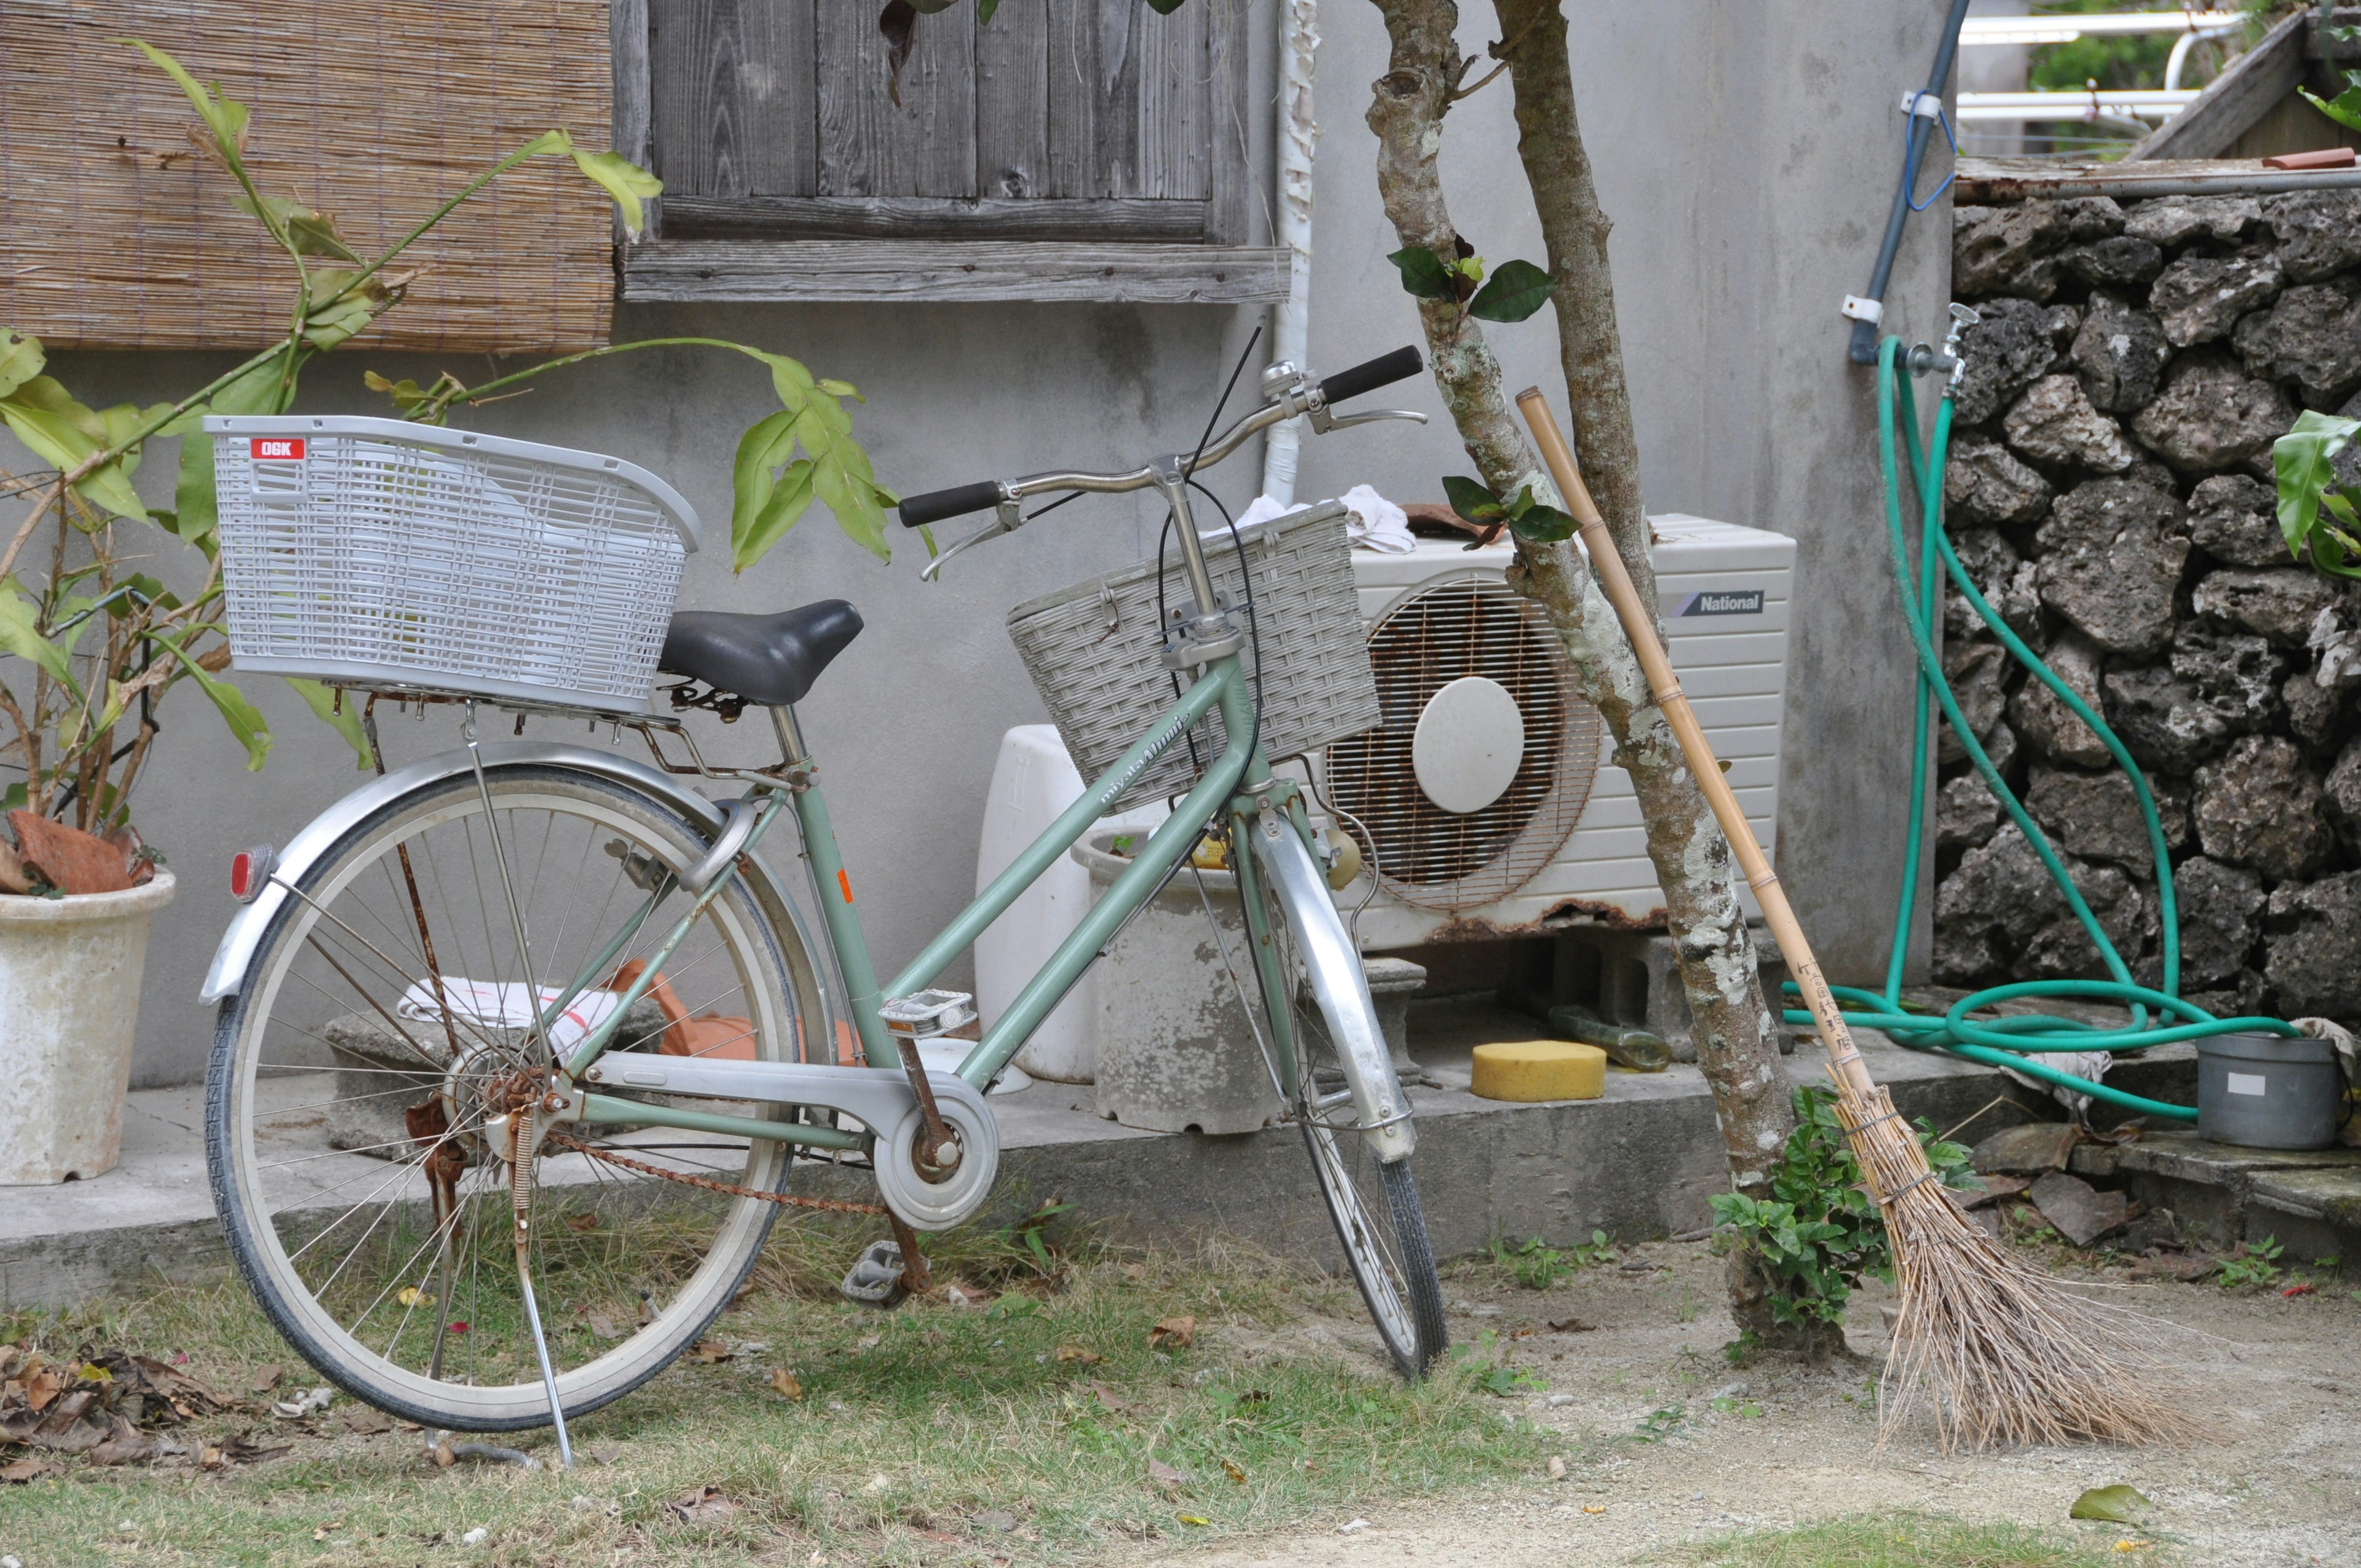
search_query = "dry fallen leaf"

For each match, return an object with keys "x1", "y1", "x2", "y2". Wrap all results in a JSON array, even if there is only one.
[
  {"x1": 1053, "y1": 1345, "x2": 1101, "y2": 1364},
  {"x1": 586, "y1": 1314, "x2": 623, "y2": 1341},
  {"x1": 687, "y1": 1339, "x2": 734, "y2": 1365},
  {"x1": 248, "y1": 1364, "x2": 283, "y2": 1395},
  {"x1": 432, "y1": 1442, "x2": 457, "y2": 1468},
  {"x1": 667, "y1": 1484, "x2": 738, "y2": 1524},
  {"x1": 769, "y1": 1369, "x2": 804, "y2": 1401},
  {"x1": 1546, "y1": 1455, "x2": 1567, "y2": 1480},
  {"x1": 344, "y1": 1409, "x2": 394, "y2": 1435},
  {"x1": 1581, "y1": 1505, "x2": 1605, "y2": 1515},
  {"x1": 1147, "y1": 1459, "x2": 1184, "y2": 1491},
  {"x1": 312, "y1": 1520, "x2": 344, "y2": 1542},
  {"x1": 564, "y1": 1211, "x2": 602, "y2": 1232},
  {"x1": 1, "y1": 1457, "x2": 63, "y2": 1483},
  {"x1": 1146, "y1": 1316, "x2": 1195, "y2": 1351},
  {"x1": 1220, "y1": 1457, "x2": 1245, "y2": 1484},
  {"x1": 1547, "y1": 1318, "x2": 1597, "y2": 1334},
  {"x1": 23, "y1": 1366, "x2": 63, "y2": 1412},
  {"x1": 89, "y1": 1416, "x2": 157, "y2": 1467},
  {"x1": 1086, "y1": 1380, "x2": 1137, "y2": 1416},
  {"x1": 395, "y1": 1288, "x2": 424, "y2": 1308}
]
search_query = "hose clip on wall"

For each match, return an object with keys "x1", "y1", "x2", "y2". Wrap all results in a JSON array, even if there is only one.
[
  {"x1": 1840, "y1": 295, "x2": 1886, "y2": 325},
  {"x1": 1898, "y1": 88, "x2": 1946, "y2": 120}
]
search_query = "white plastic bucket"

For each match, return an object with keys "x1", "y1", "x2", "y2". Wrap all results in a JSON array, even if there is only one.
[
  {"x1": 0, "y1": 872, "x2": 176, "y2": 1184},
  {"x1": 973, "y1": 726, "x2": 1165, "y2": 1083}
]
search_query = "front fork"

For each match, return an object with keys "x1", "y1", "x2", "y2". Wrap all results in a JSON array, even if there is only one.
[{"x1": 1228, "y1": 782, "x2": 1418, "y2": 1165}]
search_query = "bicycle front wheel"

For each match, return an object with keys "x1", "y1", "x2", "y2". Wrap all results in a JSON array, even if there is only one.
[
  {"x1": 1236, "y1": 814, "x2": 1447, "y2": 1379},
  {"x1": 207, "y1": 764, "x2": 810, "y2": 1431}
]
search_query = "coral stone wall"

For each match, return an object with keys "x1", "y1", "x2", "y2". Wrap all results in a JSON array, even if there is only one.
[{"x1": 1936, "y1": 187, "x2": 2361, "y2": 1027}]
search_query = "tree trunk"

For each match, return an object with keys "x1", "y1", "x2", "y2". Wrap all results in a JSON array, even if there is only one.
[{"x1": 1366, "y1": 0, "x2": 1817, "y2": 1355}]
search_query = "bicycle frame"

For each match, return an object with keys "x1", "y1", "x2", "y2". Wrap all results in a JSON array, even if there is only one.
[{"x1": 547, "y1": 649, "x2": 1308, "y2": 1154}]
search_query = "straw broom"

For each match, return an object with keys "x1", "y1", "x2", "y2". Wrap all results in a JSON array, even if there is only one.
[{"x1": 1516, "y1": 388, "x2": 2202, "y2": 1451}]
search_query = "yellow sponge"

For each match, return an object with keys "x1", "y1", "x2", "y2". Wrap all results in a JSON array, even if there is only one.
[{"x1": 1469, "y1": 1040, "x2": 1607, "y2": 1103}]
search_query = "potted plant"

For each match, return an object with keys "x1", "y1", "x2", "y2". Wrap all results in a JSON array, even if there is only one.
[{"x1": 0, "y1": 41, "x2": 891, "y2": 1185}]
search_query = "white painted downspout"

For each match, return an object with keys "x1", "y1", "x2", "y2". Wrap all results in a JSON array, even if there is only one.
[{"x1": 1260, "y1": 0, "x2": 1318, "y2": 506}]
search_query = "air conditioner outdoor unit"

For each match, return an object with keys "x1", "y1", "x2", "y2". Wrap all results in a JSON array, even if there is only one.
[{"x1": 1317, "y1": 515, "x2": 1797, "y2": 952}]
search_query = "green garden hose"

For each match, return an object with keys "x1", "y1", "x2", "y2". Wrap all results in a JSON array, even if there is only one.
[{"x1": 1774, "y1": 335, "x2": 2302, "y2": 1121}]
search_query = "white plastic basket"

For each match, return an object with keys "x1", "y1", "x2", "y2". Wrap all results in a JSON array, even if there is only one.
[{"x1": 207, "y1": 415, "x2": 700, "y2": 714}]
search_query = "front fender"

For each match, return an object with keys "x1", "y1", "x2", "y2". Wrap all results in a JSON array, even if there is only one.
[{"x1": 200, "y1": 743, "x2": 828, "y2": 1028}]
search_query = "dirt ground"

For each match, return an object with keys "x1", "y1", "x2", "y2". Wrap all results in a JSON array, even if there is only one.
[{"x1": 1168, "y1": 1238, "x2": 2361, "y2": 1568}]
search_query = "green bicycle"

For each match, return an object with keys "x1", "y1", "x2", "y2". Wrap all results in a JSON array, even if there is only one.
[{"x1": 201, "y1": 347, "x2": 1447, "y2": 1454}]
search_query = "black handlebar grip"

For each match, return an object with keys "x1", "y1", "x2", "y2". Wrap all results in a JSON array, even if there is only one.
[
  {"x1": 1319, "y1": 346, "x2": 1425, "y2": 406},
  {"x1": 898, "y1": 480, "x2": 1006, "y2": 529}
]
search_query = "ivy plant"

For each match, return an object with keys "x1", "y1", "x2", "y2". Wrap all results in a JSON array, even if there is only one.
[
  {"x1": 0, "y1": 39, "x2": 888, "y2": 837},
  {"x1": 1707, "y1": 1087, "x2": 1975, "y2": 1332},
  {"x1": 1387, "y1": 245, "x2": 1558, "y2": 323}
]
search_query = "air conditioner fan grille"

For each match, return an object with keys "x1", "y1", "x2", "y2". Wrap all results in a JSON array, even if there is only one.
[{"x1": 1324, "y1": 576, "x2": 1600, "y2": 911}]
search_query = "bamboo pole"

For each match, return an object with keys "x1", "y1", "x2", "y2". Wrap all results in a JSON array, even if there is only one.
[{"x1": 1514, "y1": 386, "x2": 1870, "y2": 1099}]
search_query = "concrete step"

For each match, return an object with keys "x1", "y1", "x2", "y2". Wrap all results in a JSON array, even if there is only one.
[
  {"x1": 2071, "y1": 1129, "x2": 2361, "y2": 1265},
  {"x1": 2, "y1": 1000, "x2": 2197, "y2": 1310}
]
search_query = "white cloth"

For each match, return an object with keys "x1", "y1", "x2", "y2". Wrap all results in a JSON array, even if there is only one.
[
  {"x1": 398, "y1": 978, "x2": 622, "y2": 1052},
  {"x1": 1999, "y1": 1048, "x2": 2113, "y2": 1126},
  {"x1": 1227, "y1": 485, "x2": 1416, "y2": 554}
]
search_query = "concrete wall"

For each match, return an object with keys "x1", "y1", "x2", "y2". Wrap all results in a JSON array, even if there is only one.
[
  {"x1": 1292, "y1": 2, "x2": 1952, "y2": 983},
  {"x1": 6, "y1": 1, "x2": 1949, "y2": 1089}
]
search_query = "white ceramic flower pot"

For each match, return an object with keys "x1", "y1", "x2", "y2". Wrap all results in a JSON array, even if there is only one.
[{"x1": 0, "y1": 871, "x2": 175, "y2": 1184}]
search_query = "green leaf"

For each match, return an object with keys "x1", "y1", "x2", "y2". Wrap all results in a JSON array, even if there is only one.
[
  {"x1": 759, "y1": 349, "x2": 817, "y2": 413},
  {"x1": 0, "y1": 329, "x2": 41, "y2": 401},
  {"x1": 817, "y1": 378, "x2": 861, "y2": 401},
  {"x1": 977, "y1": 0, "x2": 1002, "y2": 21},
  {"x1": 2068, "y1": 1484, "x2": 2154, "y2": 1525},
  {"x1": 1467, "y1": 258, "x2": 1558, "y2": 323},
  {"x1": 156, "y1": 635, "x2": 271, "y2": 770},
  {"x1": 285, "y1": 678, "x2": 374, "y2": 770},
  {"x1": 568, "y1": 148, "x2": 663, "y2": 239},
  {"x1": 0, "y1": 581, "x2": 73, "y2": 683},
  {"x1": 170, "y1": 409, "x2": 219, "y2": 542},
  {"x1": 1145, "y1": 0, "x2": 1187, "y2": 11},
  {"x1": 812, "y1": 450, "x2": 890, "y2": 563},
  {"x1": 1441, "y1": 474, "x2": 1506, "y2": 523},
  {"x1": 1386, "y1": 246, "x2": 1458, "y2": 303},
  {"x1": 0, "y1": 381, "x2": 148, "y2": 521},
  {"x1": 302, "y1": 291, "x2": 379, "y2": 351},
  {"x1": 120, "y1": 39, "x2": 248, "y2": 164},
  {"x1": 730, "y1": 410, "x2": 799, "y2": 552},
  {"x1": 1509, "y1": 503, "x2": 1578, "y2": 543},
  {"x1": 736, "y1": 459, "x2": 816, "y2": 571},
  {"x1": 2300, "y1": 81, "x2": 2361, "y2": 134},
  {"x1": 2273, "y1": 411, "x2": 2361, "y2": 576}
]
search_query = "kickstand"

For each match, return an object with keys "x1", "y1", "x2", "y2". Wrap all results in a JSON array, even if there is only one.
[{"x1": 508, "y1": 1109, "x2": 573, "y2": 1468}]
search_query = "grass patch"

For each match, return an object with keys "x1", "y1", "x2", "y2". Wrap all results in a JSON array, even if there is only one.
[
  {"x1": 1, "y1": 1221, "x2": 1548, "y2": 1566},
  {"x1": 1664, "y1": 1512, "x2": 2164, "y2": 1568}
]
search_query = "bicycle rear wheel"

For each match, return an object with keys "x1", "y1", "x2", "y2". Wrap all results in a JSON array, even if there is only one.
[
  {"x1": 207, "y1": 764, "x2": 810, "y2": 1431},
  {"x1": 1234, "y1": 814, "x2": 1447, "y2": 1379}
]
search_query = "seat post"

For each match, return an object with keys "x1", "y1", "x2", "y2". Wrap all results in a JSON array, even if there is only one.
[{"x1": 771, "y1": 705, "x2": 809, "y2": 768}]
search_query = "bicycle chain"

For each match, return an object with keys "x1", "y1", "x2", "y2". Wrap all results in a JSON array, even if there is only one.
[{"x1": 542, "y1": 1128, "x2": 887, "y2": 1216}]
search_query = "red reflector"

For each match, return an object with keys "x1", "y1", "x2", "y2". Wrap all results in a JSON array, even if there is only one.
[
  {"x1": 249, "y1": 437, "x2": 306, "y2": 460},
  {"x1": 229, "y1": 845, "x2": 275, "y2": 903}
]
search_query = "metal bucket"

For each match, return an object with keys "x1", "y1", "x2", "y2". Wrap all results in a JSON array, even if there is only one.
[{"x1": 2195, "y1": 1032, "x2": 2344, "y2": 1150}]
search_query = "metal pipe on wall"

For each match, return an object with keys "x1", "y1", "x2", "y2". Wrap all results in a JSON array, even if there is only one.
[{"x1": 1262, "y1": 0, "x2": 1319, "y2": 505}]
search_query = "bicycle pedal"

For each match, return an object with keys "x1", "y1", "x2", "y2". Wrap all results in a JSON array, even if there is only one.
[{"x1": 837, "y1": 1239, "x2": 909, "y2": 1310}]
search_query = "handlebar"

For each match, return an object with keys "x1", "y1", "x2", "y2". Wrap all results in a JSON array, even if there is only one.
[
  {"x1": 898, "y1": 480, "x2": 1007, "y2": 529},
  {"x1": 1319, "y1": 346, "x2": 1425, "y2": 407},
  {"x1": 895, "y1": 347, "x2": 1426, "y2": 533}
]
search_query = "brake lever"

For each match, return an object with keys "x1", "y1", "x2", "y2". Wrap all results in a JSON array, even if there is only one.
[
  {"x1": 1308, "y1": 406, "x2": 1428, "y2": 435},
  {"x1": 919, "y1": 499, "x2": 1023, "y2": 583}
]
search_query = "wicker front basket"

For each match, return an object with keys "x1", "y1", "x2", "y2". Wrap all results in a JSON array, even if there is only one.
[{"x1": 1007, "y1": 501, "x2": 1382, "y2": 815}]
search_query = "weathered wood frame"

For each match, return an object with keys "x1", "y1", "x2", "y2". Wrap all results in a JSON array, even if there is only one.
[{"x1": 611, "y1": 0, "x2": 1285, "y2": 303}]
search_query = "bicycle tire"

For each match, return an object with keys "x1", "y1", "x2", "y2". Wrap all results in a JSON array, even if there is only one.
[
  {"x1": 1238, "y1": 822, "x2": 1448, "y2": 1379},
  {"x1": 207, "y1": 764, "x2": 810, "y2": 1432}
]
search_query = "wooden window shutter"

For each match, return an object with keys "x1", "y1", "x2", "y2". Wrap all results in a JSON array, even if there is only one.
[{"x1": 628, "y1": 0, "x2": 1284, "y2": 303}]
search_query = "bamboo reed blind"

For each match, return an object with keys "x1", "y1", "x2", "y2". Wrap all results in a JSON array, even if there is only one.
[{"x1": 0, "y1": 1, "x2": 615, "y2": 353}]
